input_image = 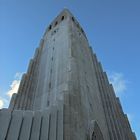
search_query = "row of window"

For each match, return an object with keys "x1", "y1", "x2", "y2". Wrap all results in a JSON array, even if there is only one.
[
  {"x1": 71, "y1": 16, "x2": 84, "y2": 34},
  {"x1": 48, "y1": 15, "x2": 65, "y2": 30},
  {"x1": 47, "y1": 45, "x2": 55, "y2": 107},
  {"x1": 51, "y1": 28, "x2": 59, "y2": 36},
  {"x1": 48, "y1": 15, "x2": 85, "y2": 36}
]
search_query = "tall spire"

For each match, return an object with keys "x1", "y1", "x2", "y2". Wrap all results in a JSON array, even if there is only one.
[{"x1": 0, "y1": 9, "x2": 137, "y2": 140}]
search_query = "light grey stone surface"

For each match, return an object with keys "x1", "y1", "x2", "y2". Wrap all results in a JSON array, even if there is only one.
[
  {"x1": 0, "y1": 9, "x2": 136, "y2": 140},
  {"x1": 18, "y1": 111, "x2": 33, "y2": 140},
  {"x1": 40, "y1": 109, "x2": 50, "y2": 140},
  {"x1": 6, "y1": 110, "x2": 23, "y2": 140},
  {"x1": 0, "y1": 109, "x2": 11, "y2": 140}
]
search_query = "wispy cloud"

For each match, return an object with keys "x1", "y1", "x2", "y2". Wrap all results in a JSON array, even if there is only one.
[
  {"x1": 0, "y1": 96, "x2": 9, "y2": 109},
  {"x1": 0, "y1": 99, "x2": 4, "y2": 109},
  {"x1": 7, "y1": 72, "x2": 22, "y2": 98},
  {"x1": 108, "y1": 72, "x2": 127, "y2": 95},
  {"x1": 7, "y1": 80, "x2": 20, "y2": 98},
  {"x1": 0, "y1": 72, "x2": 23, "y2": 108}
]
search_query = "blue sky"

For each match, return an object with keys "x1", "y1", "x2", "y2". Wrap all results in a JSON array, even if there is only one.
[{"x1": 0, "y1": 0, "x2": 140, "y2": 139}]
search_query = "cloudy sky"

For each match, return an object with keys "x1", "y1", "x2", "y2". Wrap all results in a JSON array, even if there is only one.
[{"x1": 0, "y1": 0, "x2": 140, "y2": 139}]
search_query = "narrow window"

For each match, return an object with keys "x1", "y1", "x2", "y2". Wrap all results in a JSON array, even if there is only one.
[
  {"x1": 47, "y1": 100, "x2": 50, "y2": 106},
  {"x1": 55, "y1": 21, "x2": 58, "y2": 26},
  {"x1": 72, "y1": 17, "x2": 75, "y2": 22},
  {"x1": 92, "y1": 132, "x2": 96, "y2": 140},
  {"x1": 61, "y1": 16, "x2": 65, "y2": 21},
  {"x1": 49, "y1": 25, "x2": 52, "y2": 30},
  {"x1": 49, "y1": 82, "x2": 51, "y2": 89},
  {"x1": 81, "y1": 28, "x2": 84, "y2": 33},
  {"x1": 51, "y1": 69, "x2": 52, "y2": 73}
]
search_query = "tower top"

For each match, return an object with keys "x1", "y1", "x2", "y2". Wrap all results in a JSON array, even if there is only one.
[
  {"x1": 43, "y1": 8, "x2": 73, "y2": 37},
  {"x1": 60, "y1": 8, "x2": 73, "y2": 16},
  {"x1": 43, "y1": 8, "x2": 87, "y2": 40}
]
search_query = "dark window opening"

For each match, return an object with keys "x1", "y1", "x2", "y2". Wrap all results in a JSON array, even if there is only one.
[
  {"x1": 55, "y1": 21, "x2": 58, "y2": 26},
  {"x1": 49, "y1": 25, "x2": 52, "y2": 30},
  {"x1": 61, "y1": 16, "x2": 65, "y2": 21},
  {"x1": 51, "y1": 57, "x2": 53, "y2": 61},
  {"x1": 86, "y1": 85, "x2": 90, "y2": 92},
  {"x1": 89, "y1": 103, "x2": 92, "y2": 109},
  {"x1": 49, "y1": 82, "x2": 51, "y2": 89},
  {"x1": 47, "y1": 100, "x2": 50, "y2": 106},
  {"x1": 92, "y1": 132, "x2": 96, "y2": 140},
  {"x1": 72, "y1": 17, "x2": 75, "y2": 22},
  {"x1": 81, "y1": 28, "x2": 84, "y2": 33},
  {"x1": 50, "y1": 69, "x2": 52, "y2": 73}
]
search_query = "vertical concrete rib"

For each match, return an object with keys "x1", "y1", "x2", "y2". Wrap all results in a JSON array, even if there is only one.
[
  {"x1": 27, "y1": 46, "x2": 43, "y2": 110},
  {"x1": 30, "y1": 111, "x2": 42, "y2": 140},
  {"x1": 18, "y1": 111, "x2": 33, "y2": 140},
  {"x1": 109, "y1": 83, "x2": 126, "y2": 139},
  {"x1": 27, "y1": 47, "x2": 41, "y2": 110},
  {"x1": 49, "y1": 106, "x2": 57, "y2": 140},
  {"x1": 23, "y1": 59, "x2": 34, "y2": 110},
  {"x1": 22, "y1": 59, "x2": 35, "y2": 110},
  {"x1": 124, "y1": 114, "x2": 136, "y2": 140},
  {"x1": 64, "y1": 94, "x2": 71, "y2": 140},
  {"x1": 116, "y1": 97, "x2": 136, "y2": 140},
  {"x1": 116, "y1": 97, "x2": 129, "y2": 139},
  {"x1": 102, "y1": 71, "x2": 122, "y2": 139},
  {"x1": 28, "y1": 58, "x2": 38, "y2": 109},
  {"x1": 9, "y1": 93, "x2": 17, "y2": 110},
  {"x1": 32, "y1": 43, "x2": 45, "y2": 110},
  {"x1": 19, "y1": 74, "x2": 29, "y2": 110},
  {"x1": 90, "y1": 52, "x2": 113, "y2": 140},
  {"x1": 18, "y1": 73, "x2": 29, "y2": 109},
  {"x1": 12, "y1": 43, "x2": 43, "y2": 110},
  {"x1": 6, "y1": 110, "x2": 23, "y2": 140},
  {"x1": 14, "y1": 74, "x2": 26, "y2": 109},
  {"x1": 98, "y1": 62, "x2": 119, "y2": 140},
  {"x1": 40, "y1": 109, "x2": 50, "y2": 140},
  {"x1": 57, "y1": 102, "x2": 64, "y2": 140},
  {"x1": 0, "y1": 109, "x2": 11, "y2": 140}
]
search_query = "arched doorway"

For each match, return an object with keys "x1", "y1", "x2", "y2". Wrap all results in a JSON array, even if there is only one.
[{"x1": 89, "y1": 120, "x2": 104, "y2": 140}]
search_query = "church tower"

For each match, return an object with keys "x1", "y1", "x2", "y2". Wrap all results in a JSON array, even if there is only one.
[{"x1": 0, "y1": 9, "x2": 137, "y2": 140}]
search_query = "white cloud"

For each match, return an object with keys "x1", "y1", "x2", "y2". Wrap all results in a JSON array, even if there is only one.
[
  {"x1": 108, "y1": 72, "x2": 127, "y2": 95},
  {"x1": 7, "y1": 80, "x2": 20, "y2": 98},
  {"x1": 0, "y1": 99, "x2": 4, "y2": 109},
  {"x1": 7, "y1": 72, "x2": 22, "y2": 98},
  {"x1": 0, "y1": 96, "x2": 9, "y2": 109},
  {"x1": 0, "y1": 72, "x2": 23, "y2": 108}
]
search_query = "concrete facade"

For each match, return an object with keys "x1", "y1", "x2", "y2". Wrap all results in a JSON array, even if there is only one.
[{"x1": 0, "y1": 9, "x2": 137, "y2": 140}]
